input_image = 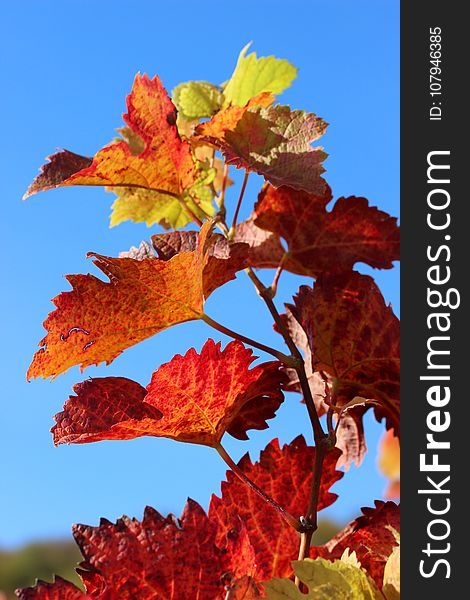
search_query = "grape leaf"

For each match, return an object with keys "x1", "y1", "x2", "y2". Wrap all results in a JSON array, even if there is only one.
[
  {"x1": 264, "y1": 557, "x2": 383, "y2": 600},
  {"x1": 287, "y1": 272, "x2": 400, "y2": 437},
  {"x1": 24, "y1": 74, "x2": 196, "y2": 202},
  {"x1": 378, "y1": 430, "x2": 400, "y2": 500},
  {"x1": 119, "y1": 240, "x2": 155, "y2": 260},
  {"x1": 16, "y1": 577, "x2": 87, "y2": 600},
  {"x1": 52, "y1": 340, "x2": 286, "y2": 447},
  {"x1": 233, "y1": 217, "x2": 287, "y2": 270},
  {"x1": 311, "y1": 501, "x2": 400, "y2": 588},
  {"x1": 27, "y1": 221, "x2": 215, "y2": 380},
  {"x1": 197, "y1": 103, "x2": 327, "y2": 194},
  {"x1": 151, "y1": 229, "x2": 250, "y2": 296},
  {"x1": 172, "y1": 81, "x2": 223, "y2": 119},
  {"x1": 254, "y1": 185, "x2": 400, "y2": 275},
  {"x1": 210, "y1": 436, "x2": 343, "y2": 581},
  {"x1": 74, "y1": 499, "x2": 226, "y2": 599},
  {"x1": 382, "y1": 545, "x2": 400, "y2": 600},
  {"x1": 223, "y1": 43, "x2": 297, "y2": 107}
]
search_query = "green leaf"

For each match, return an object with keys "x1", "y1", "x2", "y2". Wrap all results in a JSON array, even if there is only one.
[
  {"x1": 264, "y1": 557, "x2": 384, "y2": 600},
  {"x1": 109, "y1": 183, "x2": 215, "y2": 230},
  {"x1": 223, "y1": 42, "x2": 297, "y2": 107},
  {"x1": 172, "y1": 81, "x2": 223, "y2": 119}
]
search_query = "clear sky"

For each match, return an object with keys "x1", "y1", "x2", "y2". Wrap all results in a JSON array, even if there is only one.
[{"x1": 0, "y1": 0, "x2": 399, "y2": 548}]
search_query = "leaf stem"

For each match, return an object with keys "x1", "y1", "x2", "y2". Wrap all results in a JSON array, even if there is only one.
[
  {"x1": 228, "y1": 171, "x2": 249, "y2": 239},
  {"x1": 216, "y1": 443, "x2": 301, "y2": 532},
  {"x1": 271, "y1": 264, "x2": 284, "y2": 296},
  {"x1": 202, "y1": 313, "x2": 294, "y2": 366},
  {"x1": 217, "y1": 163, "x2": 229, "y2": 213}
]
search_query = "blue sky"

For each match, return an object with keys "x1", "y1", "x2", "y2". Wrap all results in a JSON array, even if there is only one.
[{"x1": 0, "y1": 0, "x2": 399, "y2": 547}]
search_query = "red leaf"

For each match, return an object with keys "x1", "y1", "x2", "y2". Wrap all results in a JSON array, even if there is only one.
[
  {"x1": 287, "y1": 272, "x2": 400, "y2": 457},
  {"x1": 209, "y1": 436, "x2": 343, "y2": 581},
  {"x1": 24, "y1": 75, "x2": 195, "y2": 199},
  {"x1": 311, "y1": 500, "x2": 400, "y2": 588},
  {"x1": 27, "y1": 221, "x2": 215, "y2": 380},
  {"x1": 254, "y1": 185, "x2": 400, "y2": 275},
  {"x1": 73, "y1": 499, "x2": 226, "y2": 599},
  {"x1": 16, "y1": 577, "x2": 86, "y2": 600},
  {"x1": 52, "y1": 340, "x2": 286, "y2": 447}
]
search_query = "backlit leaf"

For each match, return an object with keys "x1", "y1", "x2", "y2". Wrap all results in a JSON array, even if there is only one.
[
  {"x1": 378, "y1": 430, "x2": 400, "y2": 500},
  {"x1": 254, "y1": 185, "x2": 400, "y2": 275},
  {"x1": 28, "y1": 222, "x2": 215, "y2": 380},
  {"x1": 311, "y1": 501, "x2": 400, "y2": 588},
  {"x1": 24, "y1": 74, "x2": 196, "y2": 202},
  {"x1": 210, "y1": 436, "x2": 343, "y2": 581},
  {"x1": 264, "y1": 557, "x2": 383, "y2": 600},
  {"x1": 172, "y1": 80, "x2": 223, "y2": 119},
  {"x1": 287, "y1": 272, "x2": 400, "y2": 440},
  {"x1": 223, "y1": 43, "x2": 297, "y2": 107},
  {"x1": 382, "y1": 545, "x2": 400, "y2": 600},
  {"x1": 197, "y1": 103, "x2": 327, "y2": 194},
  {"x1": 16, "y1": 577, "x2": 87, "y2": 599},
  {"x1": 52, "y1": 340, "x2": 286, "y2": 447}
]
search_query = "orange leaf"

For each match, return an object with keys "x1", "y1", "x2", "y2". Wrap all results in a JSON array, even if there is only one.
[
  {"x1": 52, "y1": 340, "x2": 286, "y2": 447},
  {"x1": 210, "y1": 436, "x2": 343, "y2": 581},
  {"x1": 28, "y1": 221, "x2": 215, "y2": 380},
  {"x1": 378, "y1": 430, "x2": 400, "y2": 500},
  {"x1": 24, "y1": 74, "x2": 195, "y2": 199}
]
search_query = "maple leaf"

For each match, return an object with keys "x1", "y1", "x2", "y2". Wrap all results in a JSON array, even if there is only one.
[
  {"x1": 209, "y1": 436, "x2": 343, "y2": 582},
  {"x1": 52, "y1": 340, "x2": 286, "y2": 447},
  {"x1": 287, "y1": 272, "x2": 400, "y2": 443},
  {"x1": 264, "y1": 557, "x2": 384, "y2": 600},
  {"x1": 378, "y1": 430, "x2": 400, "y2": 500},
  {"x1": 197, "y1": 103, "x2": 327, "y2": 194},
  {"x1": 151, "y1": 228, "x2": 250, "y2": 296},
  {"x1": 16, "y1": 577, "x2": 87, "y2": 600},
  {"x1": 172, "y1": 80, "x2": 224, "y2": 119},
  {"x1": 223, "y1": 43, "x2": 298, "y2": 107},
  {"x1": 24, "y1": 75, "x2": 209, "y2": 229},
  {"x1": 254, "y1": 185, "x2": 400, "y2": 275},
  {"x1": 27, "y1": 221, "x2": 215, "y2": 380},
  {"x1": 311, "y1": 501, "x2": 400, "y2": 588},
  {"x1": 74, "y1": 499, "x2": 227, "y2": 599}
]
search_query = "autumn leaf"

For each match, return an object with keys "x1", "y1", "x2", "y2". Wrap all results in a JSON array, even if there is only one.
[
  {"x1": 24, "y1": 74, "x2": 195, "y2": 199},
  {"x1": 223, "y1": 43, "x2": 297, "y2": 107},
  {"x1": 254, "y1": 185, "x2": 400, "y2": 275},
  {"x1": 52, "y1": 340, "x2": 286, "y2": 447},
  {"x1": 197, "y1": 103, "x2": 327, "y2": 194},
  {"x1": 27, "y1": 221, "x2": 215, "y2": 380},
  {"x1": 172, "y1": 81, "x2": 224, "y2": 119},
  {"x1": 382, "y1": 544, "x2": 400, "y2": 600},
  {"x1": 16, "y1": 577, "x2": 87, "y2": 600},
  {"x1": 378, "y1": 430, "x2": 400, "y2": 500},
  {"x1": 233, "y1": 217, "x2": 287, "y2": 270},
  {"x1": 264, "y1": 557, "x2": 384, "y2": 600},
  {"x1": 210, "y1": 436, "x2": 343, "y2": 582},
  {"x1": 287, "y1": 272, "x2": 400, "y2": 442},
  {"x1": 311, "y1": 501, "x2": 400, "y2": 588},
  {"x1": 151, "y1": 228, "x2": 250, "y2": 296}
]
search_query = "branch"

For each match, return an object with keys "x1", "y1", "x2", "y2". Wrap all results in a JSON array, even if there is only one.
[
  {"x1": 216, "y1": 443, "x2": 301, "y2": 532},
  {"x1": 245, "y1": 267, "x2": 326, "y2": 444},
  {"x1": 202, "y1": 313, "x2": 295, "y2": 366}
]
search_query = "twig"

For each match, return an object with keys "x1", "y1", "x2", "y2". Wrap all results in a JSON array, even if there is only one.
[
  {"x1": 244, "y1": 267, "x2": 326, "y2": 444},
  {"x1": 216, "y1": 443, "x2": 301, "y2": 532},
  {"x1": 271, "y1": 264, "x2": 284, "y2": 296},
  {"x1": 202, "y1": 313, "x2": 295, "y2": 366},
  {"x1": 228, "y1": 171, "x2": 249, "y2": 238}
]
